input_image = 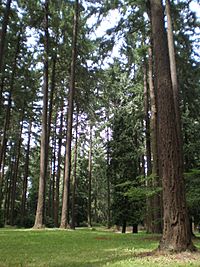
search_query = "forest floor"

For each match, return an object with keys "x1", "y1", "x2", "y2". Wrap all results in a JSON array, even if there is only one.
[{"x1": 0, "y1": 227, "x2": 200, "y2": 267}]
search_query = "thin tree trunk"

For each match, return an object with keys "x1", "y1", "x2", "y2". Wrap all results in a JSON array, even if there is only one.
[
  {"x1": 71, "y1": 110, "x2": 79, "y2": 230},
  {"x1": 149, "y1": 0, "x2": 194, "y2": 252},
  {"x1": 21, "y1": 121, "x2": 32, "y2": 226},
  {"x1": 166, "y1": 0, "x2": 180, "y2": 130},
  {"x1": 54, "y1": 102, "x2": 64, "y2": 227},
  {"x1": 0, "y1": 92, "x2": 11, "y2": 184},
  {"x1": 106, "y1": 113, "x2": 111, "y2": 228},
  {"x1": 143, "y1": 59, "x2": 153, "y2": 233},
  {"x1": 60, "y1": 0, "x2": 79, "y2": 229},
  {"x1": 47, "y1": 55, "x2": 57, "y2": 220},
  {"x1": 0, "y1": 0, "x2": 12, "y2": 100},
  {"x1": 0, "y1": 144, "x2": 6, "y2": 208},
  {"x1": 0, "y1": 33, "x2": 21, "y2": 176},
  {"x1": 87, "y1": 124, "x2": 92, "y2": 228},
  {"x1": 48, "y1": 55, "x2": 56, "y2": 141},
  {"x1": 34, "y1": 0, "x2": 49, "y2": 229},
  {"x1": 122, "y1": 220, "x2": 126, "y2": 234},
  {"x1": 51, "y1": 129, "x2": 57, "y2": 220},
  {"x1": 148, "y1": 45, "x2": 162, "y2": 234},
  {"x1": 5, "y1": 158, "x2": 14, "y2": 224},
  {"x1": 10, "y1": 111, "x2": 24, "y2": 226},
  {"x1": 132, "y1": 224, "x2": 138, "y2": 234}
]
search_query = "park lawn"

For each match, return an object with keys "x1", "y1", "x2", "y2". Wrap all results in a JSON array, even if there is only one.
[{"x1": 0, "y1": 228, "x2": 200, "y2": 267}]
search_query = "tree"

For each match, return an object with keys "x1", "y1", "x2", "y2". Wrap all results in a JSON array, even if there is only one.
[
  {"x1": 148, "y1": 45, "x2": 162, "y2": 234},
  {"x1": 166, "y1": 0, "x2": 180, "y2": 129},
  {"x1": 0, "y1": 0, "x2": 12, "y2": 95},
  {"x1": 87, "y1": 124, "x2": 92, "y2": 228},
  {"x1": 60, "y1": 0, "x2": 79, "y2": 229},
  {"x1": 33, "y1": 0, "x2": 49, "y2": 229},
  {"x1": 149, "y1": 0, "x2": 194, "y2": 252}
]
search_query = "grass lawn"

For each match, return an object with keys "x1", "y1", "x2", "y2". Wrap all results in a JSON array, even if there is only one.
[{"x1": 0, "y1": 228, "x2": 200, "y2": 267}]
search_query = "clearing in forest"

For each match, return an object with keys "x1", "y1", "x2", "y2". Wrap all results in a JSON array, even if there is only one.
[{"x1": 0, "y1": 228, "x2": 200, "y2": 266}]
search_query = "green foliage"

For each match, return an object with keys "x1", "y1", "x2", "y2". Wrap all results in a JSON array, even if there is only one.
[{"x1": 185, "y1": 169, "x2": 200, "y2": 224}]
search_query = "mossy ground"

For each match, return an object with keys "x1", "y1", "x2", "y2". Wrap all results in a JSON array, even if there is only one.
[{"x1": 0, "y1": 227, "x2": 199, "y2": 267}]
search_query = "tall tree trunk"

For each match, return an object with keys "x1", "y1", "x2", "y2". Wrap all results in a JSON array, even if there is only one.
[
  {"x1": 165, "y1": 0, "x2": 180, "y2": 130},
  {"x1": 54, "y1": 103, "x2": 64, "y2": 227},
  {"x1": 149, "y1": 0, "x2": 194, "y2": 252},
  {"x1": 10, "y1": 111, "x2": 24, "y2": 226},
  {"x1": 0, "y1": 142, "x2": 6, "y2": 208},
  {"x1": 34, "y1": 0, "x2": 49, "y2": 229},
  {"x1": 71, "y1": 109, "x2": 79, "y2": 230},
  {"x1": 60, "y1": 0, "x2": 79, "y2": 229},
  {"x1": 0, "y1": 92, "x2": 11, "y2": 187},
  {"x1": 51, "y1": 128, "x2": 57, "y2": 220},
  {"x1": 143, "y1": 59, "x2": 153, "y2": 233},
  {"x1": 0, "y1": 0, "x2": 12, "y2": 102},
  {"x1": 87, "y1": 124, "x2": 92, "y2": 228},
  {"x1": 148, "y1": 45, "x2": 162, "y2": 234},
  {"x1": 21, "y1": 121, "x2": 32, "y2": 226},
  {"x1": 46, "y1": 55, "x2": 57, "y2": 220},
  {"x1": 0, "y1": 32, "x2": 20, "y2": 176},
  {"x1": 106, "y1": 113, "x2": 111, "y2": 228},
  {"x1": 5, "y1": 157, "x2": 14, "y2": 224}
]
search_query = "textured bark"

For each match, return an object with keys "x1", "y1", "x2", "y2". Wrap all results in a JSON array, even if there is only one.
[
  {"x1": 148, "y1": 45, "x2": 162, "y2": 234},
  {"x1": 149, "y1": 0, "x2": 194, "y2": 252},
  {"x1": 21, "y1": 122, "x2": 32, "y2": 225},
  {"x1": 34, "y1": 0, "x2": 49, "y2": 229},
  {"x1": 60, "y1": 0, "x2": 79, "y2": 229},
  {"x1": 87, "y1": 124, "x2": 92, "y2": 228},
  {"x1": 166, "y1": 0, "x2": 180, "y2": 131},
  {"x1": 71, "y1": 110, "x2": 79, "y2": 230}
]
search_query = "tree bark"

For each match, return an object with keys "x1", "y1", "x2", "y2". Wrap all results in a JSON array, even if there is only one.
[
  {"x1": 0, "y1": 32, "x2": 20, "y2": 176},
  {"x1": 132, "y1": 224, "x2": 138, "y2": 234},
  {"x1": 54, "y1": 102, "x2": 64, "y2": 227},
  {"x1": 10, "y1": 111, "x2": 24, "y2": 226},
  {"x1": 21, "y1": 121, "x2": 32, "y2": 226},
  {"x1": 122, "y1": 220, "x2": 126, "y2": 234},
  {"x1": 60, "y1": 0, "x2": 79, "y2": 229},
  {"x1": 34, "y1": 0, "x2": 49, "y2": 229},
  {"x1": 148, "y1": 45, "x2": 162, "y2": 234},
  {"x1": 87, "y1": 124, "x2": 92, "y2": 228},
  {"x1": 143, "y1": 59, "x2": 153, "y2": 233},
  {"x1": 165, "y1": 0, "x2": 180, "y2": 130},
  {"x1": 4, "y1": 157, "x2": 14, "y2": 224},
  {"x1": 106, "y1": 113, "x2": 111, "y2": 228},
  {"x1": 0, "y1": 0, "x2": 12, "y2": 99},
  {"x1": 71, "y1": 109, "x2": 79, "y2": 230},
  {"x1": 149, "y1": 0, "x2": 194, "y2": 252}
]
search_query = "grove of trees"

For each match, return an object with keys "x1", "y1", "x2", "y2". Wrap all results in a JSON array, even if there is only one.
[{"x1": 0, "y1": 0, "x2": 199, "y2": 252}]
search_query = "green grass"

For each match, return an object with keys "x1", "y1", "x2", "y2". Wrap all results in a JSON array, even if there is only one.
[{"x1": 0, "y1": 228, "x2": 200, "y2": 267}]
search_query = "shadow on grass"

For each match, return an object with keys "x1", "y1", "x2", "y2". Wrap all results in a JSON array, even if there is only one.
[{"x1": 51, "y1": 249, "x2": 200, "y2": 267}]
